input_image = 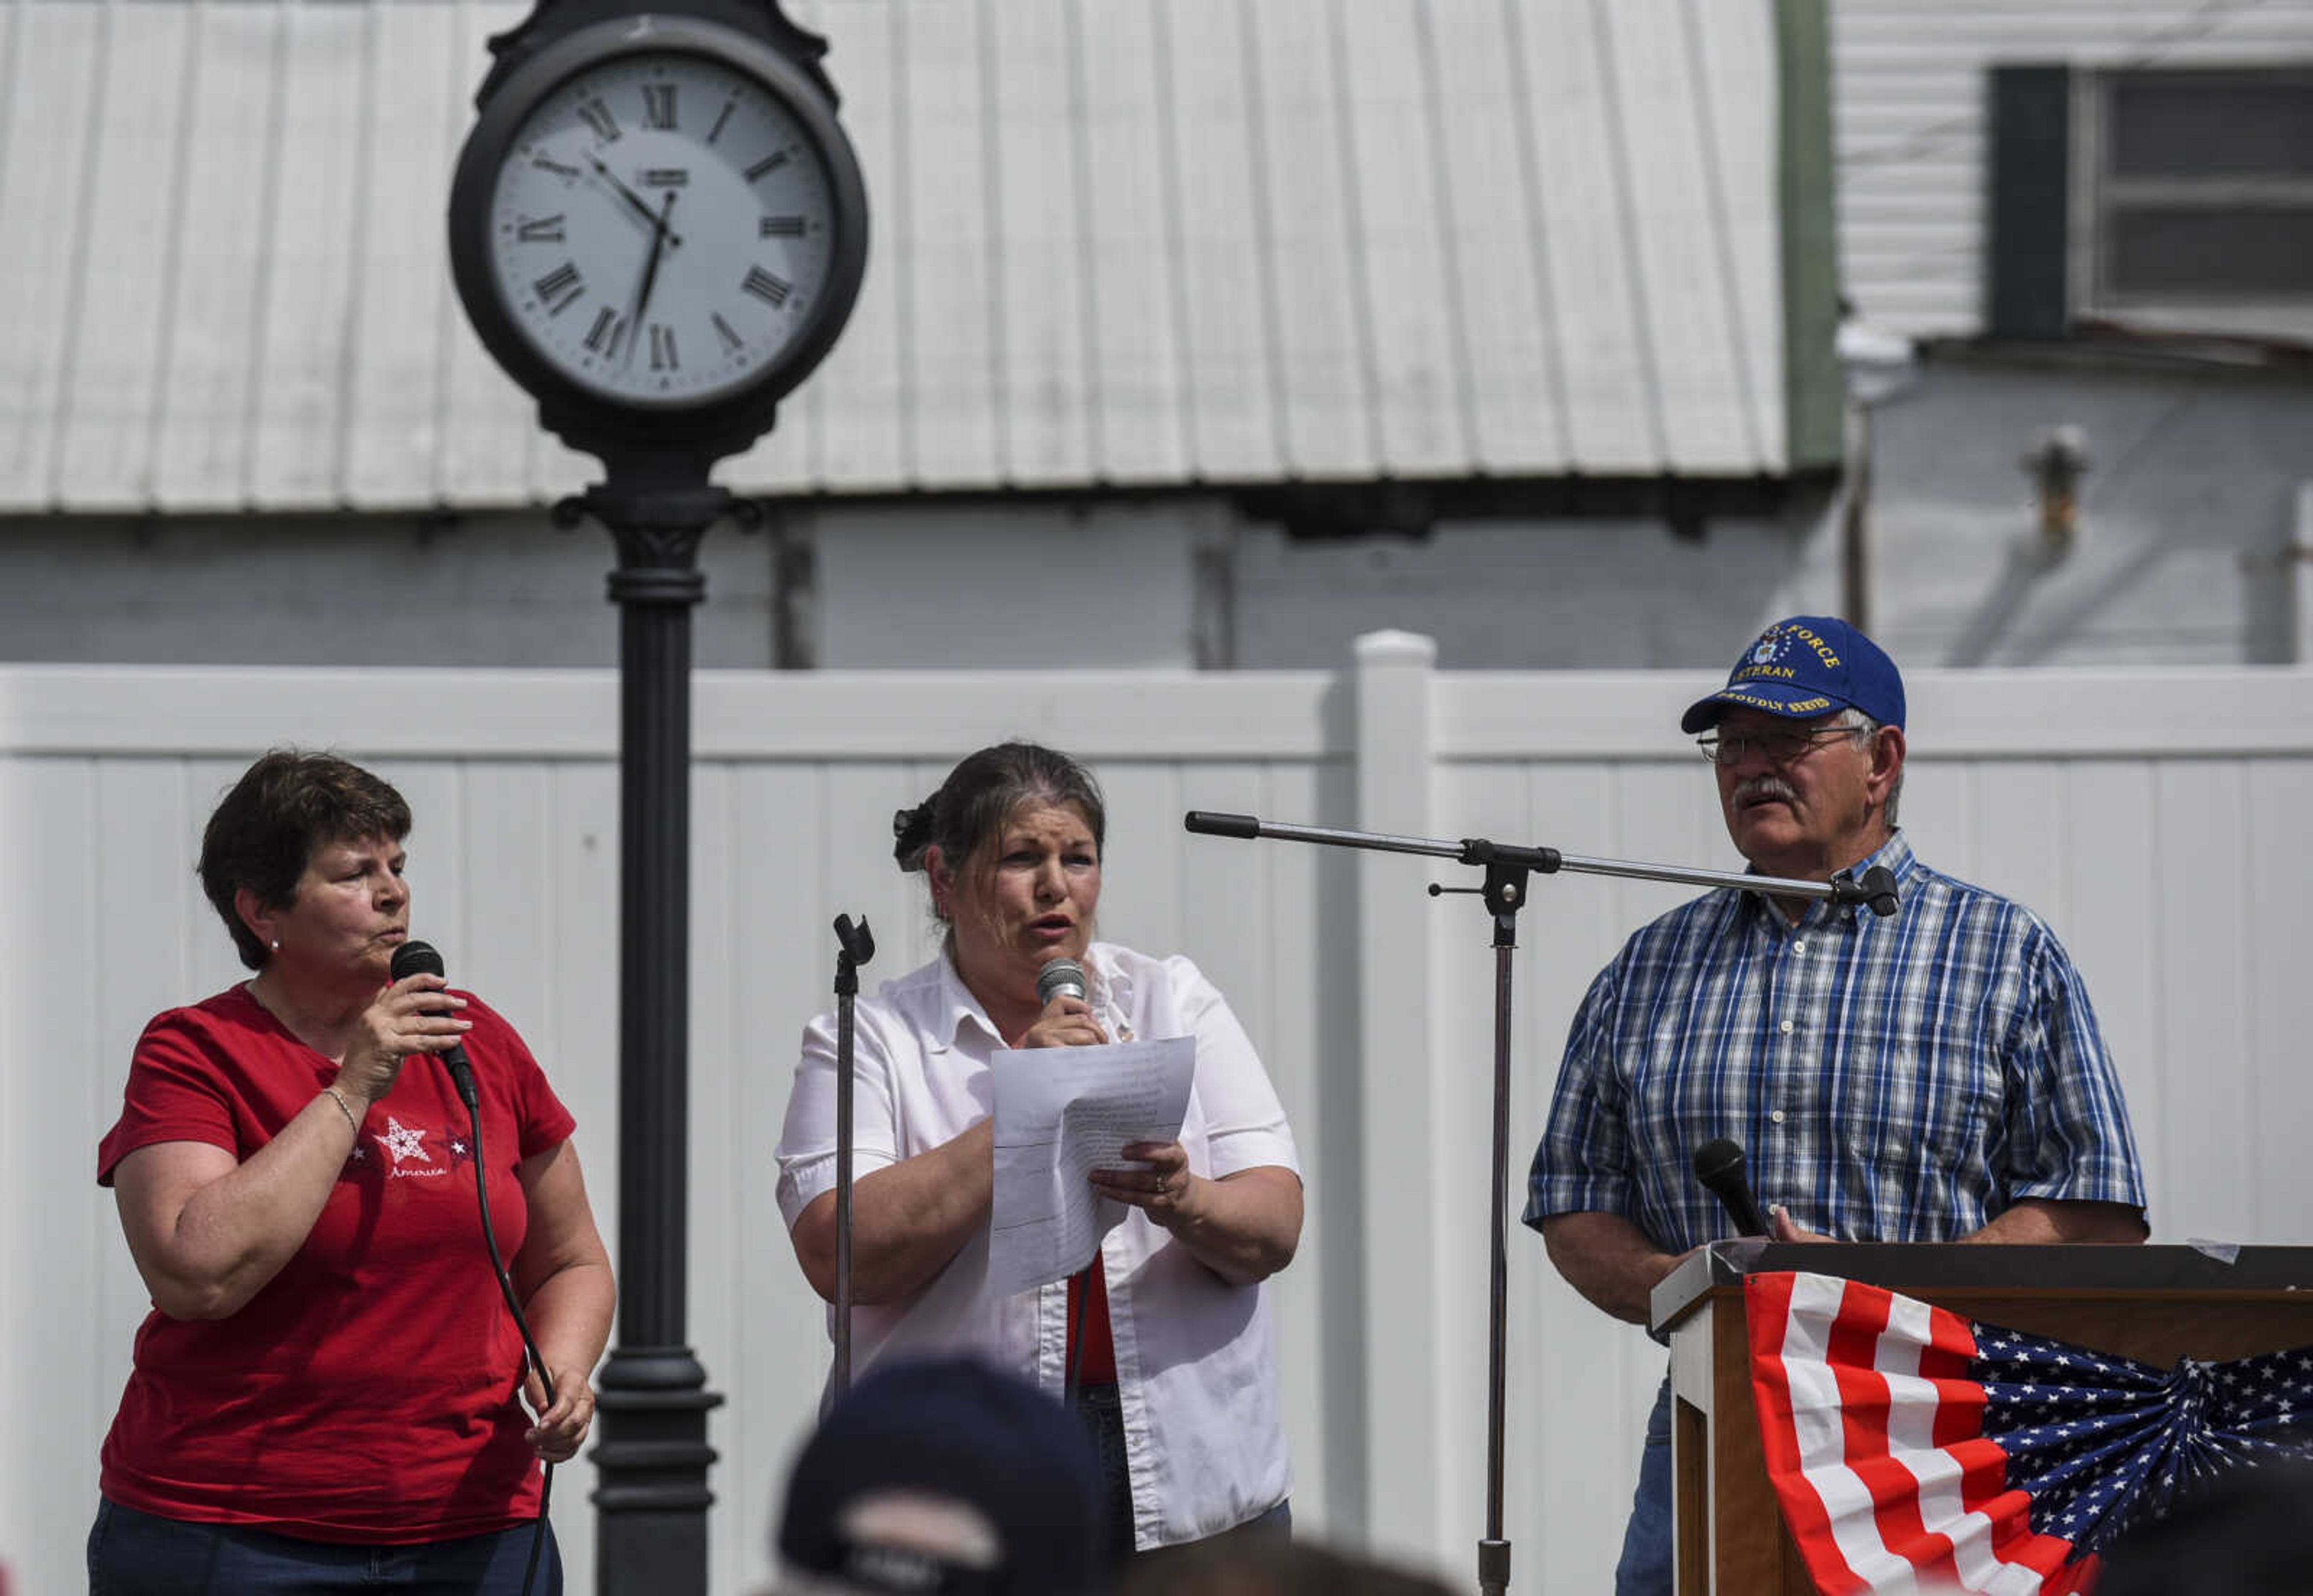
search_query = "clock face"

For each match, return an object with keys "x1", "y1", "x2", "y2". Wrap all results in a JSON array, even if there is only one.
[{"x1": 485, "y1": 48, "x2": 846, "y2": 408}]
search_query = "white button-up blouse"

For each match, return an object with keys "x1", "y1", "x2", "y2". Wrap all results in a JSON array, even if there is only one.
[{"x1": 775, "y1": 941, "x2": 1302, "y2": 1550}]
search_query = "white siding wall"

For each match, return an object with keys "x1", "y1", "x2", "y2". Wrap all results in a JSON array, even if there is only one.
[
  {"x1": 1833, "y1": 0, "x2": 2313, "y2": 338},
  {"x1": 4, "y1": 652, "x2": 2311, "y2": 1593}
]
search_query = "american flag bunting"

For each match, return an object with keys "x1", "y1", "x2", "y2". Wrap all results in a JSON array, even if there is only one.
[{"x1": 1744, "y1": 1271, "x2": 2313, "y2": 1594}]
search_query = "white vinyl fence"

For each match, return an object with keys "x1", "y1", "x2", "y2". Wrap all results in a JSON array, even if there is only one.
[{"x1": 3, "y1": 638, "x2": 2309, "y2": 1594}]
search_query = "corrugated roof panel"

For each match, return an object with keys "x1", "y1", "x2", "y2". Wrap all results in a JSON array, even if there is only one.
[
  {"x1": 1077, "y1": 0, "x2": 1190, "y2": 484},
  {"x1": 152, "y1": 5, "x2": 286, "y2": 511},
  {"x1": 345, "y1": 4, "x2": 463, "y2": 505},
  {"x1": 1691, "y1": 0, "x2": 1782, "y2": 472},
  {"x1": 1163, "y1": 0, "x2": 1284, "y2": 483},
  {"x1": 896, "y1": 0, "x2": 998, "y2": 488},
  {"x1": 248, "y1": 5, "x2": 372, "y2": 507},
  {"x1": 981, "y1": 0, "x2": 1094, "y2": 485},
  {"x1": 1832, "y1": 0, "x2": 2313, "y2": 339},
  {"x1": 426, "y1": 1, "x2": 577, "y2": 506},
  {"x1": 1428, "y1": 1, "x2": 1569, "y2": 476},
  {"x1": 55, "y1": 6, "x2": 192, "y2": 510},
  {"x1": 1518, "y1": 0, "x2": 1659, "y2": 472},
  {"x1": 1603, "y1": 0, "x2": 1756, "y2": 475},
  {"x1": 1338, "y1": 0, "x2": 1471, "y2": 478},
  {"x1": 12, "y1": 0, "x2": 1796, "y2": 511},
  {"x1": 802, "y1": 0, "x2": 905, "y2": 491},
  {"x1": 1247, "y1": 0, "x2": 1373, "y2": 478},
  {"x1": 0, "y1": 4, "x2": 104, "y2": 511}
]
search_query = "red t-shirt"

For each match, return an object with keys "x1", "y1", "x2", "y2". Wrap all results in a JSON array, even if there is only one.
[
  {"x1": 1066, "y1": 1255, "x2": 1118, "y2": 1385},
  {"x1": 95, "y1": 984, "x2": 577, "y2": 1542}
]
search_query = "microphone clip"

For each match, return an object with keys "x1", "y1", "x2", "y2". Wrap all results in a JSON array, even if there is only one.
[
  {"x1": 1829, "y1": 864, "x2": 1901, "y2": 918},
  {"x1": 832, "y1": 914, "x2": 876, "y2": 997}
]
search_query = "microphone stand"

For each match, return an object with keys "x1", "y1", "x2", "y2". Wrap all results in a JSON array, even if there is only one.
[
  {"x1": 831, "y1": 914, "x2": 875, "y2": 1395},
  {"x1": 1181, "y1": 811, "x2": 1895, "y2": 1596}
]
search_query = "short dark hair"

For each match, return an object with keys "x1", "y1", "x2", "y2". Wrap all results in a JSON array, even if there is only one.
[
  {"x1": 199, "y1": 750, "x2": 412, "y2": 970},
  {"x1": 892, "y1": 743, "x2": 1107, "y2": 925}
]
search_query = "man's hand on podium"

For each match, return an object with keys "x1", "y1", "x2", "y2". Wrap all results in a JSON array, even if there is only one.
[{"x1": 1769, "y1": 1205, "x2": 1832, "y2": 1244}]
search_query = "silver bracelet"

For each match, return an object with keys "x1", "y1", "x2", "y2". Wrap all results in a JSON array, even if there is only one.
[{"x1": 322, "y1": 1085, "x2": 361, "y2": 1133}]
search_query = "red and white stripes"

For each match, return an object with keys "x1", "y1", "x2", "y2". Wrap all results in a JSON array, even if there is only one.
[{"x1": 1744, "y1": 1272, "x2": 2099, "y2": 1595}]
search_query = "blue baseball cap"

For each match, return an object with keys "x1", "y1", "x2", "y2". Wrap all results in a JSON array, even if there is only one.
[
  {"x1": 776, "y1": 1357, "x2": 1107, "y2": 1594},
  {"x1": 1681, "y1": 616, "x2": 1905, "y2": 734}
]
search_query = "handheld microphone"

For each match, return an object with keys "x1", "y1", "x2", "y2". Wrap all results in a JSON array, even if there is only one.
[
  {"x1": 1692, "y1": 1138, "x2": 1771, "y2": 1236},
  {"x1": 1035, "y1": 956, "x2": 1088, "y2": 1009},
  {"x1": 389, "y1": 939, "x2": 478, "y2": 1108}
]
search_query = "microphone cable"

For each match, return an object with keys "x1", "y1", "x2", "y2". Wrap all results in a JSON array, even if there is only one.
[
  {"x1": 395, "y1": 939, "x2": 557, "y2": 1594},
  {"x1": 455, "y1": 1070, "x2": 558, "y2": 1596}
]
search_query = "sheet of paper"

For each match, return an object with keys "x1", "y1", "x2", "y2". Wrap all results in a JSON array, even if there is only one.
[{"x1": 986, "y1": 1037, "x2": 1196, "y2": 1298}]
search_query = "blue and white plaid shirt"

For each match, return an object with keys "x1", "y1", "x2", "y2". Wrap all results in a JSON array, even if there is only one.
[{"x1": 1525, "y1": 832, "x2": 2147, "y2": 1253}]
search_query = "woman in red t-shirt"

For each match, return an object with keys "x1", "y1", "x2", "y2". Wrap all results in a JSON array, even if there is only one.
[{"x1": 88, "y1": 750, "x2": 614, "y2": 1595}]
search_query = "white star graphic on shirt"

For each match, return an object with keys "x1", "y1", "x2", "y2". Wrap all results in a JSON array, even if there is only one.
[{"x1": 376, "y1": 1115, "x2": 432, "y2": 1167}]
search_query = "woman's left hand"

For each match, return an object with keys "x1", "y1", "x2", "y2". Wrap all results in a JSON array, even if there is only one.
[
  {"x1": 1091, "y1": 1140, "x2": 1198, "y2": 1230},
  {"x1": 522, "y1": 1365, "x2": 596, "y2": 1463}
]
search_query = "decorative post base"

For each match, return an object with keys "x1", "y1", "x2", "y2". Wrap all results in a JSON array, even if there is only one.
[{"x1": 591, "y1": 1346, "x2": 724, "y2": 1595}]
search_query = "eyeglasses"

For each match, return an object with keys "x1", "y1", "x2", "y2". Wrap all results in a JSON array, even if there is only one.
[{"x1": 1695, "y1": 725, "x2": 1864, "y2": 767}]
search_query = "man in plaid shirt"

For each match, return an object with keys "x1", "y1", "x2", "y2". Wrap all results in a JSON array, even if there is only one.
[{"x1": 1524, "y1": 615, "x2": 2147, "y2": 1596}]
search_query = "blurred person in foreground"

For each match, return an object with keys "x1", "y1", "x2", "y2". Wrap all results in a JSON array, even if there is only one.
[
  {"x1": 766, "y1": 1357, "x2": 1105, "y2": 1595},
  {"x1": 1525, "y1": 617, "x2": 2148, "y2": 1596},
  {"x1": 89, "y1": 750, "x2": 613, "y2": 1593},
  {"x1": 775, "y1": 741, "x2": 1303, "y2": 1562},
  {"x1": 2095, "y1": 1457, "x2": 2313, "y2": 1595}
]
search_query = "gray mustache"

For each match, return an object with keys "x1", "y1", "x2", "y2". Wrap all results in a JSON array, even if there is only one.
[{"x1": 1735, "y1": 776, "x2": 1799, "y2": 808}]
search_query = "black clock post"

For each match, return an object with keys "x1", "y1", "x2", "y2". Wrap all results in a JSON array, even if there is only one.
[
  {"x1": 557, "y1": 447, "x2": 740, "y2": 1596},
  {"x1": 446, "y1": 2, "x2": 867, "y2": 1590}
]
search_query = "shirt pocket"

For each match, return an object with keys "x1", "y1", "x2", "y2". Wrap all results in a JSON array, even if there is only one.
[{"x1": 1833, "y1": 1023, "x2": 2002, "y2": 1229}]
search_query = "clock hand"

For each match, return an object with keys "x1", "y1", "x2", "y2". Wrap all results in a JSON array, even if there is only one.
[
  {"x1": 622, "y1": 190, "x2": 681, "y2": 370},
  {"x1": 586, "y1": 150, "x2": 687, "y2": 248}
]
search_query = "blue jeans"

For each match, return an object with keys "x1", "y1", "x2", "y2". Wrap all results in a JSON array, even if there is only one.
[
  {"x1": 1615, "y1": 1376, "x2": 1674, "y2": 1596},
  {"x1": 86, "y1": 1498, "x2": 561, "y2": 1595}
]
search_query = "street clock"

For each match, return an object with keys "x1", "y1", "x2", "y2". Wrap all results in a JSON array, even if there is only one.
[{"x1": 449, "y1": 4, "x2": 867, "y2": 460}]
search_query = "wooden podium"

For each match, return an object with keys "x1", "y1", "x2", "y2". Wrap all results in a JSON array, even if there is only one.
[{"x1": 1650, "y1": 1241, "x2": 2313, "y2": 1595}]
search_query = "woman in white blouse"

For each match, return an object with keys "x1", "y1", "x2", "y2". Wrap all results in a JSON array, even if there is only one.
[{"x1": 775, "y1": 741, "x2": 1303, "y2": 1563}]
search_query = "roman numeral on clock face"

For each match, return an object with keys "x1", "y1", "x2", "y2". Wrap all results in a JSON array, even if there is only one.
[
  {"x1": 517, "y1": 213, "x2": 566, "y2": 243},
  {"x1": 740, "y1": 267, "x2": 792, "y2": 307},
  {"x1": 711, "y1": 312, "x2": 744, "y2": 354},
  {"x1": 532, "y1": 263, "x2": 585, "y2": 315},
  {"x1": 576, "y1": 98, "x2": 620, "y2": 143},
  {"x1": 649, "y1": 324, "x2": 680, "y2": 370},
  {"x1": 642, "y1": 85, "x2": 677, "y2": 131},
  {"x1": 583, "y1": 307, "x2": 622, "y2": 354},
  {"x1": 760, "y1": 214, "x2": 805, "y2": 238},
  {"x1": 744, "y1": 149, "x2": 791, "y2": 182}
]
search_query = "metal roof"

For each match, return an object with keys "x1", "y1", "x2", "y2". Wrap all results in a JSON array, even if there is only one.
[{"x1": 0, "y1": 0, "x2": 1792, "y2": 514}]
